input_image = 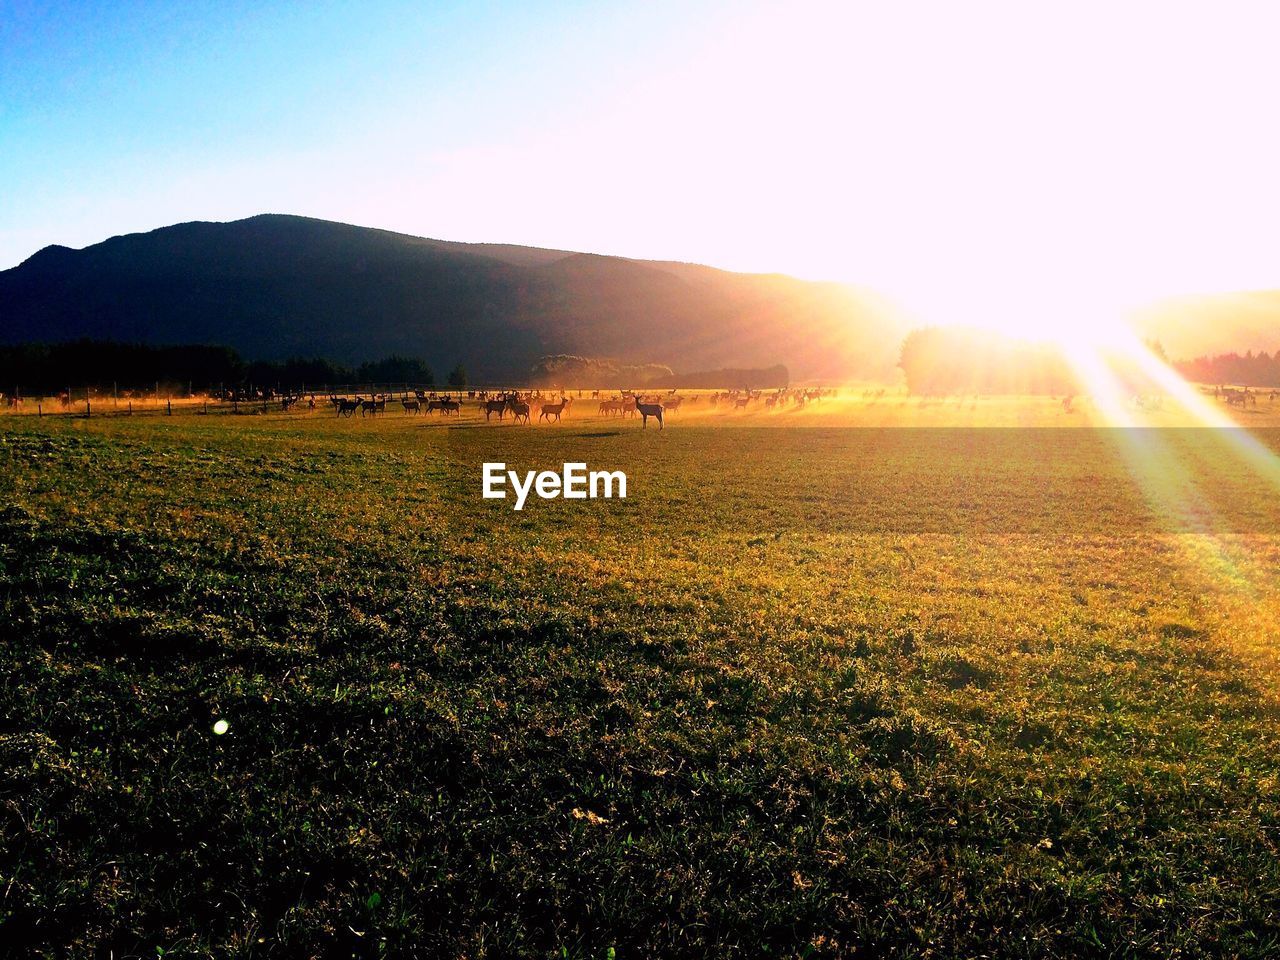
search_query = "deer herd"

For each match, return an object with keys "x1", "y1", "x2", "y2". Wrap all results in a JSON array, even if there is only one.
[
  {"x1": 11, "y1": 383, "x2": 1280, "y2": 422},
  {"x1": 299, "y1": 386, "x2": 836, "y2": 429},
  {"x1": 1212, "y1": 385, "x2": 1278, "y2": 408},
  {"x1": 0, "y1": 385, "x2": 839, "y2": 424}
]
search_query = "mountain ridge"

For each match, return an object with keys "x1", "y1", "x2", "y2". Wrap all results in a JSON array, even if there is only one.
[{"x1": 0, "y1": 214, "x2": 906, "y2": 381}]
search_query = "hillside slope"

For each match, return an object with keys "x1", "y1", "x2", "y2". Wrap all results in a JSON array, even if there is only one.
[{"x1": 0, "y1": 215, "x2": 906, "y2": 381}]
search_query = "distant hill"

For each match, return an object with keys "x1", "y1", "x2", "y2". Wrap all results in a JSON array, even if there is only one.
[
  {"x1": 0, "y1": 214, "x2": 908, "y2": 382},
  {"x1": 1133, "y1": 291, "x2": 1280, "y2": 360}
]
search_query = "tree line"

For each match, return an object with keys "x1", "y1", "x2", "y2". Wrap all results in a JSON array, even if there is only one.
[
  {"x1": 0, "y1": 340, "x2": 469, "y2": 394},
  {"x1": 529, "y1": 355, "x2": 675, "y2": 388},
  {"x1": 1174, "y1": 350, "x2": 1280, "y2": 387}
]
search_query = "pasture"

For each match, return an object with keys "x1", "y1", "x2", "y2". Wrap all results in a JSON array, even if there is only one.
[{"x1": 3, "y1": 397, "x2": 1280, "y2": 958}]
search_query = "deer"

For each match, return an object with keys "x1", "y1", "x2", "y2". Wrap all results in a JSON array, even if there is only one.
[
  {"x1": 335, "y1": 397, "x2": 360, "y2": 417},
  {"x1": 402, "y1": 397, "x2": 422, "y2": 414},
  {"x1": 506, "y1": 397, "x2": 531, "y2": 424},
  {"x1": 629, "y1": 393, "x2": 664, "y2": 429},
  {"x1": 483, "y1": 398, "x2": 507, "y2": 421},
  {"x1": 439, "y1": 398, "x2": 461, "y2": 415},
  {"x1": 539, "y1": 396, "x2": 571, "y2": 423}
]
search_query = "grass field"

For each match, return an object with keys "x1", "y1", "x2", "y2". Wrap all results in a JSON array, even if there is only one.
[{"x1": 4, "y1": 397, "x2": 1280, "y2": 958}]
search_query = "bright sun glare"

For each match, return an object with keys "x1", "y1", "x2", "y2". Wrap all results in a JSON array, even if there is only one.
[{"x1": 885, "y1": 273, "x2": 1147, "y2": 351}]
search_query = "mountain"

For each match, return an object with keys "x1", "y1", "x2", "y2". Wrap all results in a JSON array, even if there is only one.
[{"x1": 0, "y1": 214, "x2": 908, "y2": 382}]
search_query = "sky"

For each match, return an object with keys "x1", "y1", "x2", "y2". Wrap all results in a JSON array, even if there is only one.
[{"x1": 4, "y1": 0, "x2": 1280, "y2": 333}]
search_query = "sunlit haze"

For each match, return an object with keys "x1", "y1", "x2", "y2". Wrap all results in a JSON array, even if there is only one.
[{"x1": 5, "y1": 0, "x2": 1280, "y2": 338}]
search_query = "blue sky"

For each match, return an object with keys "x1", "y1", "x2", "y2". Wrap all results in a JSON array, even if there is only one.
[
  {"x1": 1, "y1": 0, "x2": 726, "y2": 266},
  {"x1": 4, "y1": 0, "x2": 1280, "y2": 331}
]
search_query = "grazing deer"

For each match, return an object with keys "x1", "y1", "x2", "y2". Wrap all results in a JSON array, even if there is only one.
[
  {"x1": 402, "y1": 398, "x2": 422, "y2": 414},
  {"x1": 539, "y1": 397, "x2": 571, "y2": 423},
  {"x1": 630, "y1": 394, "x2": 664, "y2": 429}
]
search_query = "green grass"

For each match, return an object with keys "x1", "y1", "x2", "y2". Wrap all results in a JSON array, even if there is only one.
[{"x1": 2, "y1": 406, "x2": 1280, "y2": 958}]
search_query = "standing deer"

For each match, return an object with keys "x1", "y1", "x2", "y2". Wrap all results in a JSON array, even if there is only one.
[{"x1": 630, "y1": 394, "x2": 664, "y2": 429}]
